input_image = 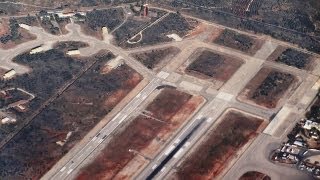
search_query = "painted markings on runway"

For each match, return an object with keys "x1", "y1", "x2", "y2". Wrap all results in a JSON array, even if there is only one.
[
  {"x1": 165, "y1": 145, "x2": 175, "y2": 155},
  {"x1": 152, "y1": 164, "x2": 158, "y2": 170},
  {"x1": 118, "y1": 115, "x2": 128, "y2": 124},
  {"x1": 67, "y1": 169, "x2": 73, "y2": 174},
  {"x1": 60, "y1": 166, "x2": 66, "y2": 172}
]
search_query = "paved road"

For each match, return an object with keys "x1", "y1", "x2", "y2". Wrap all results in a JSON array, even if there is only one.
[{"x1": 49, "y1": 78, "x2": 162, "y2": 180}]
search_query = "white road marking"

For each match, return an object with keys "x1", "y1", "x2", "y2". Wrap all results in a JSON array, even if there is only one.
[
  {"x1": 152, "y1": 164, "x2": 158, "y2": 170},
  {"x1": 111, "y1": 113, "x2": 121, "y2": 121},
  {"x1": 118, "y1": 115, "x2": 128, "y2": 124},
  {"x1": 136, "y1": 93, "x2": 141, "y2": 98},
  {"x1": 98, "y1": 139, "x2": 104, "y2": 144},
  {"x1": 67, "y1": 169, "x2": 73, "y2": 174},
  {"x1": 206, "y1": 117, "x2": 213, "y2": 123},
  {"x1": 142, "y1": 95, "x2": 147, "y2": 100},
  {"x1": 60, "y1": 166, "x2": 66, "y2": 172},
  {"x1": 173, "y1": 148, "x2": 184, "y2": 159},
  {"x1": 164, "y1": 145, "x2": 175, "y2": 155},
  {"x1": 184, "y1": 141, "x2": 191, "y2": 147},
  {"x1": 174, "y1": 138, "x2": 181, "y2": 144},
  {"x1": 91, "y1": 136, "x2": 97, "y2": 142}
]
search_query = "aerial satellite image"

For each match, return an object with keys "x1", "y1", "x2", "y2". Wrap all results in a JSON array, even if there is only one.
[{"x1": 0, "y1": 0, "x2": 319, "y2": 179}]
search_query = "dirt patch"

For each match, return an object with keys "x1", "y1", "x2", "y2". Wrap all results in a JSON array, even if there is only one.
[
  {"x1": 205, "y1": 26, "x2": 224, "y2": 42},
  {"x1": 214, "y1": 29, "x2": 263, "y2": 55},
  {"x1": 76, "y1": 88, "x2": 204, "y2": 179},
  {"x1": 172, "y1": 110, "x2": 266, "y2": 180},
  {"x1": 267, "y1": 46, "x2": 314, "y2": 70},
  {"x1": 239, "y1": 171, "x2": 271, "y2": 180},
  {"x1": 185, "y1": 49, "x2": 244, "y2": 83},
  {"x1": 0, "y1": 59, "x2": 142, "y2": 179},
  {"x1": 131, "y1": 46, "x2": 181, "y2": 72},
  {"x1": 238, "y1": 67, "x2": 299, "y2": 109}
]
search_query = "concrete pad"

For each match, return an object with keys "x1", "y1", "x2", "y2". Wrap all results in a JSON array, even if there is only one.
[
  {"x1": 205, "y1": 87, "x2": 218, "y2": 96},
  {"x1": 157, "y1": 71, "x2": 170, "y2": 79},
  {"x1": 254, "y1": 40, "x2": 278, "y2": 60},
  {"x1": 179, "y1": 81, "x2": 203, "y2": 92},
  {"x1": 216, "y1": 92, "x2": 234, "y2": 101},
  {"x1": 263, "y1": 105, "x2": 292, "y2": 136},
  {"x1": 166, "y1": 72, "x2": 182, "y2": 83}
]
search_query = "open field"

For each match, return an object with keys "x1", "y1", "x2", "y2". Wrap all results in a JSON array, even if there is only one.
[
  {"x1": 0, "y1": 57, "x2": 142, "y2": 179},
  {"x1": 171, "y1": 110, "x2": 266, "y2": 179},
  {"x1": 76, "y1": 87, "x2": 204, "y2": 179},
  {"x1": 238, "y1": 67, "x2": 299, "y2": 109},
  {"x1": 267, "y1": 46, "x2": 314, "y2": 70},
  {"x1": 131, "y1": 46, "x2": 181, "y2": 71},
  {"x1": 123, "y1": 13, "x2": 198, "y2": 48},
  {"x1": 239, "y1": 171, "x2": 271, "y2": 180},
  {"x1": 185, "y1": 49, "x2": 243, "y2": 83},
  {"x1": 157, "y1": 0, "x2": 320, "y2": 54},
  {"x1": 214, "y1": 29, "x2": 264, "y2": 55},
  {"x1": 0, "y1": 46, "x2": 90, "y2": 144},
  {"x1": 77, "y1": 8, "x2": 125, "y2": 39},
  {"x1": 0, "y1": 18, "x2": 36, "y2": 49}
]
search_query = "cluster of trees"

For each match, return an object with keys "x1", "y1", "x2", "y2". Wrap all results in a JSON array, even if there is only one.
[
  {"x1": 0, "y1": 18, "x2": 21, "y2": 44},
  {"x1": 85, "y1": 8, "x2": 124, "y2": 31},
  {"x1": 252, "y1": 71, "x2": 294, "y2": 98},
  {"x1": 276, "y1": 49, "x2": 310, "y2": 69},
  {"x1": 215, "y1": 29, "x2": 254, "y2": 52}
]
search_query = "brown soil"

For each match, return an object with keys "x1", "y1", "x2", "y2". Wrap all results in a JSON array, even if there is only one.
[
  {"x1": 185, "y1": 49, "x2": 244, "y2": 83},
  {"x1": 0, "y1": 18, "x2": 36, "y2": 49},
  {"x1": 187, "y1": 23, "x2": 208, "y2": 38},
  {"x1": 205, "y1": 26, "x2": 224, "y2": 42},
  {"x1": 131, "y1": 46, "x2": 181, "y2": 72},
  {"x1": 239, "y1": 171, "x2": 271, "y2": 180},
  {"x1": 76, "y1": 88, "x2": 204, "y2": 179},
  {"x1": 173, "y1": 110, "x2": 266, "y2": 180},
  {"x1": 0, "y1": 21, "x2": 9, "y2": 36},
  {"x1": 145, "y1": 88, "x2": 192, "y2": 121},
  {"x1": 77, "y1": 115, "x2": 162, "y2": 180},
  {"x1": 238, "y1": 67, "x2": 298, "y2": 108}
]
